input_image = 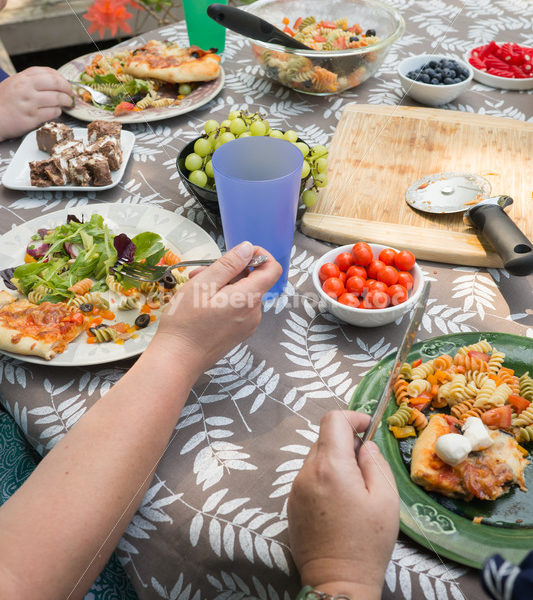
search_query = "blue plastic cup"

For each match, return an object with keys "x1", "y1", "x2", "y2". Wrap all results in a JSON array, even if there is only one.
[{"x1": 212, "y1": 136, "x2": 304, "y2": 297}]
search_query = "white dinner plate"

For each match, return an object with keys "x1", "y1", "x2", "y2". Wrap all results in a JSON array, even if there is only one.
[
  {"x1": 1, "y1": 128, "x2": 135, "y2": 192},
  {"x1": 0, "y1": 204, "x2": 221, "y2": 366},
  {"x1": 58, "y1": 51, "x2": 225, "y2": 124}
]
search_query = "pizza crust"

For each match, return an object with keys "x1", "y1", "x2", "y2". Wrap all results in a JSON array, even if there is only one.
[{"x1": 0, "y1": 324, "x2": 56, "y2": 359}]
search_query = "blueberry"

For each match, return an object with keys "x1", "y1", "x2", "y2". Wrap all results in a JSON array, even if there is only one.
[
  {"x1": 442, "y1": 68, "x2": 453, "y2": 78},
  {"x1": 443, "y1": 77, "x2": 454, "y2": 85},
  {"x1": 350, "y1": 36, "x2": 359, "y2": 42},
  {"x1": 453, "y1": 77, "x2": 462, "y2": 84},
  {"x1": 431, "y1": 78, "x2": 440, "y2": 85},
  {"x1": 426, "y1": 68, "x2": 436, "y2": 78},
  {"x1": 428, "y1": 60, "x2": 437, "y2": 68},
  {"x1": 365, "y1": 29, "x2": 376, "y2": 37},
  {"x1": 420, "y1": 73, "x2": 430, "y2": 83}
]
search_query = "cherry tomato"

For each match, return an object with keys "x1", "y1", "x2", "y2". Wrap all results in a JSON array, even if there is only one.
[
  {"x1": 482, "y1": 405, "x2": 512, "y2": 429},
  {"x1": 338, "y1": 292, "x2": 360, "y2": 308},
  {"x1": 346, "y1": 265, "x2": 367, "y2": 280},
  {"x1": 394, "y1": 250, "x2": 416, "y2": 271},
  {"x1": 379, "y1": 248, "x2": 397, "y2": 266},
  {"x1": 367, "y1": 259, "x2": 386, "y2": 279},
  {"x1": 338, "y1": 271, "x2": 347, "y2": 284},
  {"x1": 322, "y1": 277, "x2": 345, "y2": 298},
  {"x1": 346, "y1": 275, "x2": 366, "y2": 295},
  {"x1": 335, "y1": 251, "x2": 354, "y2": 272},
  {"x1": 397, "y1": 271, "x2": 414, "y2": 291},
  {"x1": 367, "y1": 279, "x2": 388, "y2": 294},
  {"x1": 387, "y1": 284, "x2": 408, "y2": 305},
  {"x1": 377, "y1": 265, "x2": 399, "y2": 286},
  {"x1": 319, "y1": 262, "x2": 341, "y2": 282},
  {"x1": 351, "y1": 242, "x2": 373, "y2": 267},
  {"x1": 411, "y1": 358, "x2": 422, "y2": 368},
  {"x1": 366, "y1": 290, "x2": 390, "y2": 309}
]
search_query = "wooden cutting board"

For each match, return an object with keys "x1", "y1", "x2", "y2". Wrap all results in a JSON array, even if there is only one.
[{"x1": 301, "y1": 104, "x2": 533, "y2": 267}]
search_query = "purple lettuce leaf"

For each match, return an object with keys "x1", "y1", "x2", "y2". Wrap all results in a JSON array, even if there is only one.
[
  {"x1": 0, "y1": 267, "x2": 17, "y2": 290},
  {"x1": 113, "y1": 233, "x2": 136, "y2": 263},
  {"x1": 67, "y1": 214, "x2": 83, "y2": 224}
]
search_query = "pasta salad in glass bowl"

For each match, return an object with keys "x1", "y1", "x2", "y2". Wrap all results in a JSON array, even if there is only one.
[{"x1": 243, "y1": 0, "x2": 404, "y2": 95}]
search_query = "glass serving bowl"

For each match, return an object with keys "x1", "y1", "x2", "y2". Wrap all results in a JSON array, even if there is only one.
[{"x1": 243, "y1": 0, "x2": 405, "y2": 95}]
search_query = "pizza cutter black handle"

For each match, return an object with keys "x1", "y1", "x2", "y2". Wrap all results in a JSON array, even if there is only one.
[
  {"x1": 468, "y1": 204, "x2": 533, "y2": 276},
  {"x1": 207, "y1": 4, "x2": 311, "y2": 50}
]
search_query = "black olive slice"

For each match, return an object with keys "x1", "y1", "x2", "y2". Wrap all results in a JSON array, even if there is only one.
[
  {"x1": 80, "y1": 303, "x2": 94, "y2": 312},
  {"x1": 162, "y1": 273, "x2": 177, "y2": 289},
  {"x1": 135, "y1": 313, "x2": 151, "y2": 328}
]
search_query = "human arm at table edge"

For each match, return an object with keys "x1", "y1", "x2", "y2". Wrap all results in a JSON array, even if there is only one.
[{"x1": 0, "y1": 243, "x2": 282, "y2": 600}]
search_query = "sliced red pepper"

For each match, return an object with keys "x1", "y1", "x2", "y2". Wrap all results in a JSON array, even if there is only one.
[
  {"x1": 411, "y1": 358, "x2": 422, "y2": 368},
  {"x1": 508, "y1": 394, "x2": 530, "y2": 415},
  {"x1": 314, "y1": 34, "x2": 326, "y2": 43},
  {"x1": 320, "y1": 21, "x2": 337, "y2": 29},
  {"x1": 409, "y1": 398, "x2": 431, "y2": 412},
  {"x1": 468, "y1": 350, "x2": 490, "y2": 362},
  {"x1": 293, "y1": 17, "x2": 302, "y2": 30},
  {"x1": 348, "y1": 24, "x2": 362, "y2": 34},
  {"x1": 114, "y1": 101, "x2": 135, "y2": 117},
  {"x1": 283, "y1": 26, "x2": 295, "y2": 36}
]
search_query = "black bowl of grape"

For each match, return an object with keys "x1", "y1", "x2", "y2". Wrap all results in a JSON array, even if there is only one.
[{"x1": 176, "y1": 110, "x2": 329, "y2": 216}]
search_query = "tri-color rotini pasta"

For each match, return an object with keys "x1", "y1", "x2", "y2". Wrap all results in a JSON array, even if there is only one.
[{"x1": 389, "y1": 340, "x2": 533, "y2": 445}]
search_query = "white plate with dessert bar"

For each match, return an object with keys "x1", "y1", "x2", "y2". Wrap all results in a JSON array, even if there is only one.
[{"x1": 2, "y1": 120, "x2": 135, "y2": 191}]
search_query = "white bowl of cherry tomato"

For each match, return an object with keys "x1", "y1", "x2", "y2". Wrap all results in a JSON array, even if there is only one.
[{"x1": 313, "y1": 242, "x2": 424, "y2": 327}]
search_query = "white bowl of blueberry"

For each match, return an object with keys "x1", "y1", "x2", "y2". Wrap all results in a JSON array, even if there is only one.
[{"x1": 397, "y1": 54, "x2": 473, "y2": 106}]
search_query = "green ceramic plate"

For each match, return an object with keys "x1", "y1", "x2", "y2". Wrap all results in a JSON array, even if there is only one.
[{"x1": 349, "y1": 332, "x2": 533, "y2": 569}]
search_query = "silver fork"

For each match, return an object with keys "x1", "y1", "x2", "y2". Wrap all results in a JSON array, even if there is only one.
[
  {"x1": 68, "y1": 80, "x2": 113, "y2": 105},
  {"x1": 114, "y1": 255, "x2": 268, "y2": 283}
]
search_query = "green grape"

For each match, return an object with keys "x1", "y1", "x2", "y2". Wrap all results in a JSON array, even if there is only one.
[
  {"x1": 204, "y1": 119, "x2": 219, "y2": 134},
  {"x1": 205, "y1": 160, "x2": 214, "y2": 178},
  {"x1": 301, "y1": 161, "x2": 311, "y2": 179},
  {"x1": 229, "y1": 117, "x2": 247, "y2": 136},
  {"x1": 250, "y1": 120, "x2": 268, "y2": 136},
  {"x1": 283, "y1": 130, "x2": 298, "y2": 143},
  {"x1": 219, "y1": 132, "x2": 236, "y2": 145},
  {"x1": 185, "y1": 153, "x2": 202, "y2": 171},
  {"x1": 228, "y1": 110, "x2": 241, "y2": 120},
  {"x1": 302, "y1": 189, "x2": 318, "y2": 207},
  {"x1": 189, "y1": 170, "x2": 208, "y2": 187},
  {"x1": 314, "y1": 172, "x2": 328, "y2": 188},
  {"x1": 220, "y1": 119, "x2": 231, "y2": 129},
  {"x1": 295, "y1": 142, "x2": 310, "y2": 157},
  {"x1": 269, "y1": 129, "x2": 284, "y2": 139},
  {"x1": 315, "y1": 157, "x2": 328, "y2": 174},
  {"x1": 239, "y1": 132, "x2": 252, "y2": 138},
  {"x1": 262, "y1": 119, "x2": 270, "y2": 132},
  {"x1": 194, "y1": 137, "x2": 211, "y2": 158},
  {"x1": 311, "y1": 144, "x2": 328, "y2": 159},
  {"x1": 178, "y1": 83, "x2": 192, "y2": 96}
]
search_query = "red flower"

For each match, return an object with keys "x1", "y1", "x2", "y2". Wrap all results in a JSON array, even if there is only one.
[{"x1": 84, "y1": 0, "x2": 133, "y2": 39}]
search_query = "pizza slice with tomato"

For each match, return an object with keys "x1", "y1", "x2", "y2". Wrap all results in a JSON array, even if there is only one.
[
  {"x1": 0, "y1": 299, "x2": 89, "y2": 360},
  {"x1": 123, "y1": 40, "x2": 221, "y2": 84},
  {"x1": 411, "y1": 414, "x2": 528, "y2": 501}
]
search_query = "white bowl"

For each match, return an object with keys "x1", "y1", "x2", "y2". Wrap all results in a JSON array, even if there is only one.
[
  {"x1": 397, "y1": 54, "x2": 473, "y2": 106},
  {"x1": 312, "y1": 243, "x2": 425, "y2": 328},
  {"x1": 465, "y1": 44, "x2": 533, "y2": 91}
]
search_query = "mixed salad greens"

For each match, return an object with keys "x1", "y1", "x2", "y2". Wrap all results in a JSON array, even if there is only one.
[{"x1": 0, "y1": 214, "x2": 167, "y2": 304}]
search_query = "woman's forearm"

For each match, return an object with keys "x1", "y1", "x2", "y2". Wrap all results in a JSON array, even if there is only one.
[{"x1": 0, "y1": 335, "x2": 201, "y2": 600}]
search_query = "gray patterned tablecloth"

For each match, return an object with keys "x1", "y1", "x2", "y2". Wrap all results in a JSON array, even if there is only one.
[{"x1": 0, "y1": 1, "x2": 532, "y2": 599}]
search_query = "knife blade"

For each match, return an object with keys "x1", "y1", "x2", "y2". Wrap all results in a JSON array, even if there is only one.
[{"x1": 358, "y1": 280, "x2": 431, "y2": 450}]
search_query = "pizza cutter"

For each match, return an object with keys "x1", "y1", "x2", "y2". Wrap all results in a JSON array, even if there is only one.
[{"x1": 405, "y1": 172, "x2": 533, "y2": 276}]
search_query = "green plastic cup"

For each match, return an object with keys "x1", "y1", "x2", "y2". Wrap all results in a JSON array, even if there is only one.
[{"x1": 182, "y1": 0, "x2": 227, "y2": 53}]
